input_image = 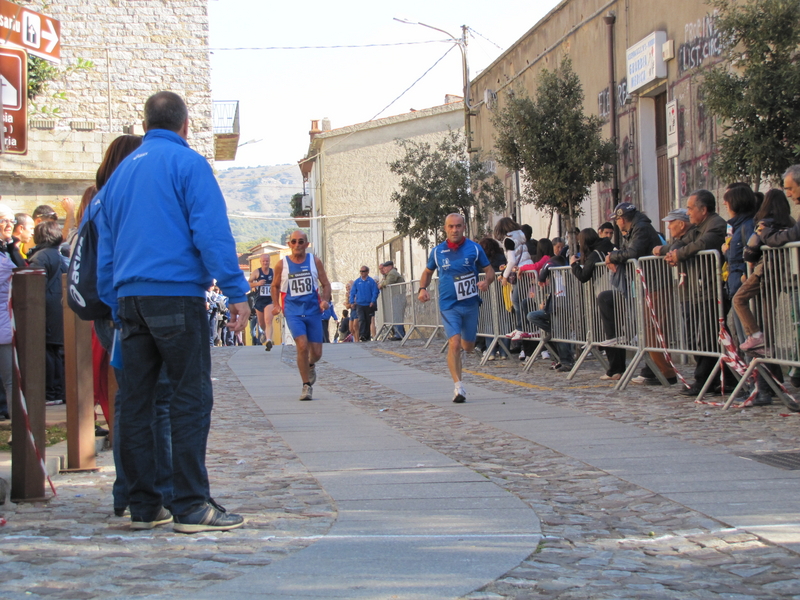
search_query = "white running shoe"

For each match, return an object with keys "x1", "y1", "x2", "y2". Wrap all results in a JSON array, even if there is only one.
[
  {"x1": 452, "y1": 385, "x2": 466, "y2": 404},
  {"x1": 299, "y1": 383, "x2": 313, "y2": 401}
]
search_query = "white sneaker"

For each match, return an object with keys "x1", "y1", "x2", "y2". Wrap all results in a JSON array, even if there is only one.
[
  {"x1": 453, "y1": 385, "x2": 466, "y2": 404},
  {"x1": 519, "y1": 350, "x2": 526, "y2": 361},
  {"x1": 506, "y1": 330, "x2": 524, "y2": 340},
  {"x1": 299, "y1": 383, "x2": 313, "y2": 401},
  {"x1": 542, "y1": 351, "x2": 550, "y2": 359},
  {"x1": 631, "y1": 376, "x2": 647, "y2": 384}
]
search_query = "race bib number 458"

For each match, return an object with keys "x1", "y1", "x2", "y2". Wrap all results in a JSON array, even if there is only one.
[
  {"x1": 288, "y1": 272, "x2": 313, "y2": 296},
  {"x1": 454, "y1": 273, "x2": 477, "y2": 301}
]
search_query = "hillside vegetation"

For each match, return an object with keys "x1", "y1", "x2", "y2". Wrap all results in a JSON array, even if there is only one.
[{"x1": 217, "y1": 163, "x2": 302, "y2": 248}]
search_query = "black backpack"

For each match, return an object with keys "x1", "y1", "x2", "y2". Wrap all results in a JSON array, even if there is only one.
[{"x1": 67, "y1": 202, "x2": 112, "y2": 321}]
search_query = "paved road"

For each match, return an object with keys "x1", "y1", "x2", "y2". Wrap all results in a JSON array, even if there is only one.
[{"x1": 1, "y1": 342, "x2": 799, "y2": 599}]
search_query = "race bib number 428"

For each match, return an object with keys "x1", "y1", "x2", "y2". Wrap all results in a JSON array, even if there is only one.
[
  {"x1": 454, "y1": 273, "x2": 477, "y2": 301},
  {"x1": 288, "y1": 272, "x2": 313, "y2": 296}
]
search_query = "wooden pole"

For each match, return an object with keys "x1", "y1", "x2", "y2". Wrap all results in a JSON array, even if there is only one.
[
  {"x1": 10, "y1": 268, "x2": 47, "y2": 501},
  {"x1": 62, "y1": 273, "x2": 96, "y2": 471}
]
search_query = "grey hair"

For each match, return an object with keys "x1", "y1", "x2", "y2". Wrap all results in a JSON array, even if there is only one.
[
  {"x1": 783, "y1": 165, "x2": 800, "y2": 185},
  {"x1": 551, "y1": 237, "x2": 565, "y2": 245}
]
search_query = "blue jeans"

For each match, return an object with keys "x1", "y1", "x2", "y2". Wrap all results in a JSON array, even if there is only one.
[
  {"x1": 117, "y1": 296, "x2": 212, "y2": 519},
  {"x1": 94, "y1": 318, "x2": 173, "y2": 511}
]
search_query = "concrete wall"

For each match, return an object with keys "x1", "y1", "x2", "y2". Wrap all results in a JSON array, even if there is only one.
[
  {"x1": 472, "y1": 0, "x2": 732, "y2": 237},
  {"x1": 0, "y1": 0, "x2": 212, "y2": 215},
  {"x1": 307, "y1": 103, "x2": 464, "y2": 289}
]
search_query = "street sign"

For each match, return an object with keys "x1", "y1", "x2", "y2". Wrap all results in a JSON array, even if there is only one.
[
  {"x1": 0, "y1": 0, "x2": 60, "y2": 63},
  {"x1": 666, "y1": 99, "x2": 678, "y2": 159},
  {"x1": 0, "y1": 46, "x2": 27, "y2": 154}
]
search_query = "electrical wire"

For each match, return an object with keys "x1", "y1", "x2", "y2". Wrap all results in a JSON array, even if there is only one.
[
  {"x1": 208, "y1": 40, "x2": 449, "y2": 51},
  {"x1": 468, "y1": 27, "x2": 503, "y2": 50}
]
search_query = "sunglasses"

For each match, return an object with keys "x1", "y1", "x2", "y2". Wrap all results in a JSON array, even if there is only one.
[
  {"x1": 360, "y1": 270, "x2": 368, "y2": 273},
  {"x1": 289, "y1": 239, "x2": 306, "y2": 245}
]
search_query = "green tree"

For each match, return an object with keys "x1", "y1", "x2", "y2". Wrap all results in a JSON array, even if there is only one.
[
  {"x1": 389, "y1": 130, "x2": 506, "y2": 245},
  {"x1": 492, "y1": 56, "x2": 616, "y2": 243},
  {"x1": 701, "y1": 0, "x2": 800, "y2": 185}
]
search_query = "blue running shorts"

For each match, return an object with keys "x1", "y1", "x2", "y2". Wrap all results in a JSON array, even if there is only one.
[
  {"x1": 285, "y1": 313, "x2": 324, "y2": 344},
  {"x1": 254, "y1": 296, "x2": 273, "y2": 312},
  {"x1": 440, "y1": 303, "x2": 479, "y2": 342}
]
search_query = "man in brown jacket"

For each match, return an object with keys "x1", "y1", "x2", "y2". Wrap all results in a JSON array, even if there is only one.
[
  {"x1": 663, "y1": 189, "x2": 729, "y2": 397},
  {"x1": 378, "y1": 261, "x2": 406, "y2": 340}
]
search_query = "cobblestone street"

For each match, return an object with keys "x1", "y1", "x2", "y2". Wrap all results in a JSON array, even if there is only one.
[{"x1": 0, "y1": 342, "x2": 798, "y2": 599}]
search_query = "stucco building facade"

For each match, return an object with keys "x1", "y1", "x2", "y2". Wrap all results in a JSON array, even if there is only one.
[
  {"x1": 471, "y1": 0, "x2": 730, "y2": 239},
  {"x1": 0, "y1": 0, "x2": 214, "y2": 214},
  {"x1": 300, "y1": 102, "x2": 464, "y2": 297}
]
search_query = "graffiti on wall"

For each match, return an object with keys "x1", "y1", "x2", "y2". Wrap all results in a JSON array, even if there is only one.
[
  {"x1": 597, "y1": 78, "x2": 628, "y2": 120},
  {"x1": 678, "y1": 11, "x2": 722, "y2": 75}
]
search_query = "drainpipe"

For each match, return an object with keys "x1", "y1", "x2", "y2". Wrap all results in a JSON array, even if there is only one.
[{"x1": 604, "y1": 13, "x2": 620, "y2": 206}]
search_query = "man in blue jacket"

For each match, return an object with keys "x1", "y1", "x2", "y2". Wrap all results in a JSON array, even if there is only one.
[
  {"x1": 95, "y1": 91, "x2": 249, "y2": 534},
  {"x1": 349, "y1": 265, "x2": 380, "y2": 341}
]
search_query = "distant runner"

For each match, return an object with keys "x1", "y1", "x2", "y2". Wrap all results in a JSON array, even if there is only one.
[
  {"x1": 418, "y1": 213, "x2": 495, "y2": 403},
  {"x1": 271, "y1": 230, "x2": 332, "y2": 401},
  {"x1": 248, "y1": 253, "x2": 275, "y2": 350}
]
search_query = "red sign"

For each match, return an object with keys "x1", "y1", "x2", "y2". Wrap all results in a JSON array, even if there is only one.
[
  {"x1": 0, "y1": 0, "x2": 60, "y2": 64},
  {"x1": 0, "y1": 46, "x2": 27, "y2": 154}
]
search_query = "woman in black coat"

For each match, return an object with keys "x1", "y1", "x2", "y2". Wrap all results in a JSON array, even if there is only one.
[
  {"x1": 28, "y1": 220, "x2": 67, "y2": 404},
  {"x1": 569, "y1": 228, "x2": 615, "y2": 282}
]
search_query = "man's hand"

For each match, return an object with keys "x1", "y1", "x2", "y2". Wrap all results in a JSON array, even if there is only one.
[
  {"x1": 569, "y1": 255, "x2": 578, "y2": 265},
  {"x1": 418, "y1": 289, "x2": 430, "y2": 303},
  {"x1": 653, "y1": 245, "x2": 663, "y2": 256},
  {"x1": 61, "y1": 197, "x2": 75, "y2": 214},
  {"x1": 272, "y1": 303, "x2": 282, "y2": 317},
  {"x1": 226, "y1": 302, "x2": 250, "y2": 333},
  {"x1": 477, "y1": 279, "x2": 489, "y2": 292},
  {"x1": 665, "y1": 250, "x2": 679, "y2": 267},
  {"x1": 320, "y1": 300, "x2": 330, "y2": 311}
]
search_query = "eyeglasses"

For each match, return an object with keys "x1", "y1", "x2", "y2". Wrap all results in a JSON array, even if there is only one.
[
  {"x1": 288, "y1": 239, "x2": 306, "y2": 245},
  {"x1": 360, "y1": 270, "x2": 368, "y2": 273},
  {"x1": 0, "y1": 219, "x2": 15, "y2": 226}
]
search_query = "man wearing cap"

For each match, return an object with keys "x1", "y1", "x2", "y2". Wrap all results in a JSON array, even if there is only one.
[
  {"x1": 654, "y1": 208, "x2": 692, "y2": 256},
  {"x1": 628, "y1": 208, "x2": 692, "y2": 385},
  {"x1": 661, "y1": 190, "x2": 729, "y2": 397},
  {"x1": 598, "y1": 203, "x2": 663, "y2": 380},
  {"x1": 378, "y1": 260, "x2": 406, "y2": 340}
]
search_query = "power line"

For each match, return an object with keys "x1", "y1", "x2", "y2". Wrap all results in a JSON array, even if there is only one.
[
  {"x1": 468, "y1": 27, "x2": 503, "y2": 50},
  {"x1": 209, "y1": 39, "x2": 449, "y2": 51}
]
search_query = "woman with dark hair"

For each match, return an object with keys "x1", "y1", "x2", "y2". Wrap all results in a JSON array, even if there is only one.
[
  {"x1": 531, "y1": 238, "x2": 555, "y2": 271},
  {"x1": 96, "y1": 135, "x2": 144, "y2": 190},
  {"x1": 722, "y1": 183, "x2": 757, "y2": 299},
  {"x1": 735, "y1": 188, "x2": 795, "y2": 405},
  {"x1": 84, "y1": 134, "x2": 171, "y2": 517},
  {"x1": 29, "y1": 221, "x2": 67, "y2": 405},
  {"x1": 479, "y1": 236, "x2": 506, "y2": 271},
  {"x1": 569, "y1": 228, "x2": 615, "y2": 283}
]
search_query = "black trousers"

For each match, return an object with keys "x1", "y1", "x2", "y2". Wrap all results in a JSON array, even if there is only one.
[{"x1": 356, "y1": 305, "x2": 374, "y2": 341}]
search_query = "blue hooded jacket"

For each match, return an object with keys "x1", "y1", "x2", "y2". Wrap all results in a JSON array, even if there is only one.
[{"x1": 95, "y1": 129, "x2": 249, "y2": 319}]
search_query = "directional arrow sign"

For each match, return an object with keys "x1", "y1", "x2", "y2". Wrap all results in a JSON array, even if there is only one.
[{"x1": 0, "y1": 0, "x2": 60, "y2": 63}]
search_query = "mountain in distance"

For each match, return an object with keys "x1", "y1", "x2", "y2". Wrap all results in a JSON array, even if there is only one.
[{"x1": 216, "y1": 163, "x2": 303, "y2": 248}]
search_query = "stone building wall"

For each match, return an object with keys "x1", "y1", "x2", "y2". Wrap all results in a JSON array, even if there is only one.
[
  {"x1": 471, "y1": 0, "x2": 734, "y2": 238},
  {"x1": 0, "y1": 0, "x2": 212, "y2": 215},
  {"x1": 305, "y1": 103, "x2": 464, "y2": 293}
]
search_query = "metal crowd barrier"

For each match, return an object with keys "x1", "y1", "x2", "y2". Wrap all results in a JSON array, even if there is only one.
[
  {"x1": 725, "y1": 242, "x2": 800, "y2": 411},
  {"x1": 375, "y1": 281, "x2": 414, "y2": 342},
  {"x1": 522, "y1": 265, "x2": 606, "y2": 375},
  {"x1": 378, "y1": 250, "x2": 767, "y2": 405},
  {"x1": 400, "y1": 278, "x2": 444, "y2": 348}
]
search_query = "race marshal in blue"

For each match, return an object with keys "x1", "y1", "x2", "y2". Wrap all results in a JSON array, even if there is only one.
[{"x1": 418, "y1": 213, "x2": 495, "y2": 403}]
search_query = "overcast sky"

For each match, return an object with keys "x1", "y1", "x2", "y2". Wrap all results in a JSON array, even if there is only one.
[{"x1": 208, "y1": 0, "x2": 562, "y2": 169}]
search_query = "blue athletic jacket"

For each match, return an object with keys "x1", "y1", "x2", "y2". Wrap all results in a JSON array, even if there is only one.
[{"x1": 95, "y1": 129, "x2": 249, "y2": 320}]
